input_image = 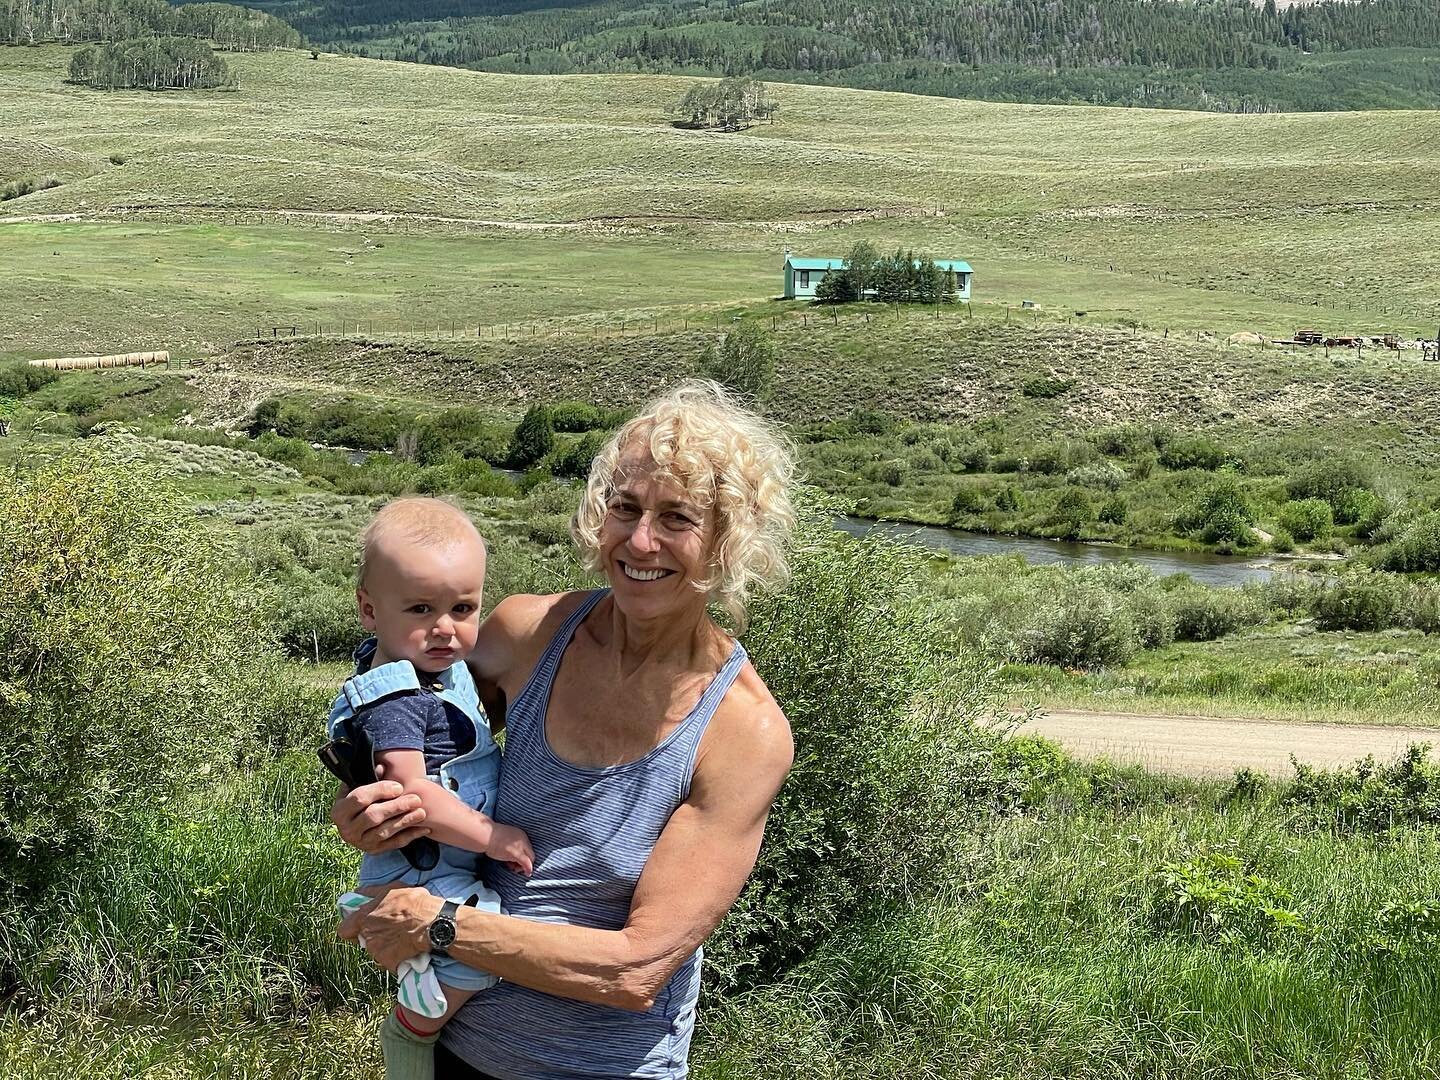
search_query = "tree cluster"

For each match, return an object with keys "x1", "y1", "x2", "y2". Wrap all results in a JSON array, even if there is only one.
[
  {"x1": 814, "y1": 241, "x2": 961, "y2": 305},
  {"x1": 68, "y1": 37, "x2": 238, "y2": 89},
  {"x1": 674, "y1": 76, "x2": 776, "y2": 129},
  {"x1": 256, "y1": 0, "x2": 1440, "y2": 112},
  {"x1": 2, "y1": 0, "x2": 301, "y2": 50}
]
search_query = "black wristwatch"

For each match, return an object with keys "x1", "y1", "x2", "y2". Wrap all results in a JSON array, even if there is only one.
[{"x1": 428, "y1": 900, "x2": 459, "y2": 958}]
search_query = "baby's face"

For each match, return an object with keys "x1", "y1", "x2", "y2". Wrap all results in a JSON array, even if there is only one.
[{"x1": 358, "y1": 536, "x2": 486, "y2": 674}]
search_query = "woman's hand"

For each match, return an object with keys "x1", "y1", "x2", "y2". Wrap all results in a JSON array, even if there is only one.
[
  {"x1": 330, "y1": 780, "x2": 430, "y2": 854},
  {"x1": 338, "y1": 884, "x2": 444, "y2": 971}
]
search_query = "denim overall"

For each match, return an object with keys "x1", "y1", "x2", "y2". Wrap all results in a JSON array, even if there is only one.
[{"x1": 328, "y1": 639, "x2": 502, "y2": 992}]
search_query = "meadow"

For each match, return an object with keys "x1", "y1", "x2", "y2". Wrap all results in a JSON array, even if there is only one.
[
  {"x1": 5, "y1": 37, "x2": 1440, "y2": 1080},
  {"x1": 3, "y1": 43, "x2": 1440, "y2": 363}
]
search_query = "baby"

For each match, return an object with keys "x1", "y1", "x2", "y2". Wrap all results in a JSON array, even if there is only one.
[{"x1": 327, "y1": 497, "x2": 533, "y2": 1080}]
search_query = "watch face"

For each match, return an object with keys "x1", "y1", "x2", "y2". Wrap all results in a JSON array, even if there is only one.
[{"x1": 430, "y1": 916, "x2": 456, "y2": 951}]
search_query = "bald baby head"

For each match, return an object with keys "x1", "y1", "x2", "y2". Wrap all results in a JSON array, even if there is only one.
[{"x1": 358, "y1": 497, "x2": 486, "y2": 588}]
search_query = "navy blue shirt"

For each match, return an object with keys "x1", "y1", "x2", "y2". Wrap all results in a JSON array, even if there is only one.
[{"x1": 353, "y1": 690, "x2": 477, "y2": 774}]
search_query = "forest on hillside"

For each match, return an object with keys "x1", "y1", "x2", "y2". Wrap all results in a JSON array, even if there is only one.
[
  {"x1": 1, "y1": 0, "x2": 299, "y2": 49},
  {"x1": 236, "y1": 0, "x2": 1440, "y2": 111}
]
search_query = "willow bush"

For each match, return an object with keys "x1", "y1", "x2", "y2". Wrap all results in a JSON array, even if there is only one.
[
  {"x1": 709, "y1": 497, "x2": 1015, "y2": 992},
  {"x1": 0, "y1": 452, "x2": 293, "y2": 898}
]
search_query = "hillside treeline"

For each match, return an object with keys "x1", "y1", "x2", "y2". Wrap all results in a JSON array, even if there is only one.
[
  {"x1": 243, "y1": 0, "x2": 1440, "y2": 111},
  {"x1": 1, "y1": 0, "x2": 300, "y2": 49},
  {"x1": 68, "y1": 36, "x2": 237, "y2": 88}
]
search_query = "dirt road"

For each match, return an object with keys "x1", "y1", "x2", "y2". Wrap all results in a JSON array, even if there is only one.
[{"x1": 1019, "y1": 709, "x2": 1440, "y2": 778}]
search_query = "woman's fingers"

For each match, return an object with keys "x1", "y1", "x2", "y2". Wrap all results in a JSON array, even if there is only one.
[
  {"x1": 338, "y1": 886, "x2": 442, "y2": 970},
  {"x1": 331, "y1": 781, "x2": 429, "y2": 852}
]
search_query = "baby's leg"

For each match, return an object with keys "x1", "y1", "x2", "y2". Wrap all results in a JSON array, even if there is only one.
[{"x1": 381, "y1": 988, "x2": 478, "y2": 1080}]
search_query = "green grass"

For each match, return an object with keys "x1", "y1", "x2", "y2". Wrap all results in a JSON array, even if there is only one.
[
  {"x1": 1006, "y1": 625, "x2": 1440, "y2": 726},
  {"x1": 3, "y1": 44, "x2": 1440, "y2": 359}
]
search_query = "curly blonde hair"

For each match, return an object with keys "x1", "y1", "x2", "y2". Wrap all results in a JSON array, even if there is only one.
[{"x1": 571, "y1": 380, "x2": 796, "y2": 632}]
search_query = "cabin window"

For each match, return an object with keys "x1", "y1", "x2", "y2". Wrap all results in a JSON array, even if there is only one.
[{"x1": 799, "y1": 271, "x2": 811, "y2": 288}]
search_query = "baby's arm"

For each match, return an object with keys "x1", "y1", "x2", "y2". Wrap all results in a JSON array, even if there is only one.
[{"x1": 375, "y1": 748, "x2": 534, "y2": 876}]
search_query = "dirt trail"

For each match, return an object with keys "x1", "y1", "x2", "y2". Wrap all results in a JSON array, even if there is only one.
[{"x1": 1020, "y1": 708, "x2": 1440, "y2": 778}]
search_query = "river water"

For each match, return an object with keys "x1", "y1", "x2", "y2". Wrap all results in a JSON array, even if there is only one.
[{"x1": 834, "y1": 517, "x2": 1276, "y2": 588}]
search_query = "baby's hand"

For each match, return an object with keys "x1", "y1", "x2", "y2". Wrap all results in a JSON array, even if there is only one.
[{"x1": 487, "y1": 823, "x2": 534, "y2": 877}]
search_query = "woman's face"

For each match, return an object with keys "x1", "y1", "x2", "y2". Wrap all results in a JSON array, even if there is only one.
[{"x1": 599, "y1": 448, "x2": 713, "y2": 622}]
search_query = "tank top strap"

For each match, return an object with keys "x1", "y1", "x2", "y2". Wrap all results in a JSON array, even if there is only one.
[
  {"x1": 507, "y1": 589, "x2": 609, "y2": 733},
  {"x1": 673, "y1": 638, "x2": 748, "y2": 801}
]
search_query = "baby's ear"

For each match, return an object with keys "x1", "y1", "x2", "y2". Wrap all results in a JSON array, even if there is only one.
[{"x1": 356, "y1": 587, "x2": 377, "y2": 629}]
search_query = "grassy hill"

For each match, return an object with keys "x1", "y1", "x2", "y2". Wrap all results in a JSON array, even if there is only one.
[{"x1": 2, "y1": 43, "x2": 1438, "y2": 360}]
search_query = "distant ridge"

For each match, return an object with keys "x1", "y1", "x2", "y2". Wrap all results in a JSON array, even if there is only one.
[{"x1": 237, "y1": 0, "x2": 1440, "y2": 112}]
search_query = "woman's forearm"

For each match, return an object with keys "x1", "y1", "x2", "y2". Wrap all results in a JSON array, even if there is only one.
[{"x1": 451, "y1": 907, "x2": 672, "y2": 1012}]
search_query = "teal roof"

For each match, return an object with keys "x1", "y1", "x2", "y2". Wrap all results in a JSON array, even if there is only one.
[
  {"x1": 786, "y1": 256, "x2": 973, "y2": 272},
  {"x1": 786, "y1": 257, "x2": 846, "y2": 270}
]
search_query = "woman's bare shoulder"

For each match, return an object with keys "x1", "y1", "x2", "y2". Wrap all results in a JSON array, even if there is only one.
[
  {"x1": 704, "y1": 658, "x2": 794, "y2": 770},
  {"x1": 472, "y1": 591, "x2": 596, "y2": 681}
]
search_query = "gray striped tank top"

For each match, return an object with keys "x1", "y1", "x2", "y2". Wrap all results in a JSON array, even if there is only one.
[{"x1": 442, "y1": 589, "x2": 747, "y2": 1080}]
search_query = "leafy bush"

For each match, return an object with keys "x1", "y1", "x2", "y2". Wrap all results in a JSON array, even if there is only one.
[
  {"x1": 1067, "y1": 461, "x2": 1126, "y2": 491},
  {"x1": 1286, "y1": 458, "x2": 1374, "y2": 518},
  {"x1": 1286, "y1": 744, "x2": 1440, "y2": 833},
  {"x1": 1020, "y1": 375, "x2": 1075, "y2": 399},
  {"x1": 1026, "y1": 438, "x2": 1095, "y2": 476},
  {"x1": 1370, "y1": 511, "x2": 1440, "y2": 572},
  {"x1": 413, "y1": 407, "x2": 504, "y2": 465},
  {"x1": 1278, "y1": 498, "x2": 1334, "y2": 542},
  {"x1": 0, "y1": 361, "x2": 59, "y2": 398},
  {"x1": 1269, "y1": 526, "x2": 1295, "y2": 553},
  {"x1": 549, "y1": 401, "x2": 627, "y2": 433},
  {"x1": 1050, "y1": 486, "x2": 1094, "y2": 540},
  {"x1": 1018, "y1": 585, "x2": 1137, "y2": 669},
  {"x1": 698, "y1": 323, "x2": 776, "y2": 400},
  {"x1": 0, "y1": 453, "x2": 293, "y2": 898},
  {"x1": 265, "y1": 576, "x2": 360, "y2": 662},
  {"x1": 878, "y1": 459, "x2": 907, "y2": 487},
  {"x1": 1177, "y1": 475, "x2": 1255, "y2": 545},
  {"x1": 1153, "y1": 850, "x2": 1303, "y2": 947},
  {"x1": 1311, "y1": 570, "x2": 1405, "y2": 631},
  {"x1": 549, "y1": 430, "x2": 610, "y2": 480},
  {"x1": 950, "y1": 484, "x2": 989, "y2": 517},
  {"x1": 710, "y1": 499, "x2": 1012, "y2": 992},
  {"x1": 1170, "y1": 587, "x2": 1266, "y2": 641},
  {"x1": 1098, "y1": 493, "x2": 1128, "y2": 525},
  {"x1": 1159, "y1": 435, "x2": 1230, "y2": 471},
  {"x1": 507, "y1": 404, "x2": 555, "y2": 468}
]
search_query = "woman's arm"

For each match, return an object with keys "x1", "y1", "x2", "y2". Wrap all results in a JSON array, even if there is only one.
[{"x1": 341, "y1": 676, "x2": 794, "y2": 1011}]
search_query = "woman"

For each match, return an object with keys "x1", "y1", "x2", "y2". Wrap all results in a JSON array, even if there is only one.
[{"x1": 335, "y1": 379, "x2": 797, "y2": 1079}]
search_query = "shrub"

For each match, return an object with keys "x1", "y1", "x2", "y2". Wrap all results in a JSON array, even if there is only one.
[
  {"x1": 698, "y1": 323, "x2": 776, "y2": 400},
  {"x1": 0, "y1": 361, "x2": 59, "y2": 398},
  {"x1": 709, "y1": 499, "x2": 1012, "y2": 991},
  {"x1": 1067, "y1": 461, "x2": 1127, "y2": 491},
  {"x1": 878, "y1": 459, "x2": 907, "y2": 487},
  {"x1": 994, "y1": 485, "x2": 1024, "y2": 512},
  {"x1": 507, "y1": 404, "x2": 555, "y2": 469},
  {"x1": 1098, "y1": 494, "x2": 1128, "y2": 525},
  {"x1": 1090, "y1": 424, "x2": 1155, "y2": 458},
  {"x1": 1020, "y1": 375, "x2": 1075, "y2": 399},
  {"x1": 526, "y1": 513, "x2": 574, "y2": 547},
  {"x1": 550, "y1": 401, "x2": 626, "y2": 433},
  {"x1": 1286, "y1": 458, "x2": 1374, "y2": 518},
  {"x1": 1370, "y1": 511, "x2": 1440, "y2": 572},
  {"x1": 1278, "y1": 498, "x2": 1334, "y2": 542},
  {"x1": 1286, "y1": 744, "x2": 1440, "y2": 833},
  {"x1": 550, "y1": 430, "x2": 610, "y2": 480},
  {"x1": 413, "y1": 407, "x2": 501, "y2": 465},
  {"x1": 956, "y1": 442, "x2": 990, "y2": 473},
  {"x1": 1027, "y1": 438, "x2": 1094, "y2": 476},
  {"x1": 950, "y1": 484, "x2": 989, "y2": 517},
  {"x1": 1126, "y1": 587, "x2": 1176, "y2": 648},
  {"x1": 1153, "y1": 850, "x2": 1302, "y2": 947},
  {"x1": 1051, "y1": 486, "x2": 1094, "y2": 540},
  {"x1": 109, "y1": 152, "x2": 127, "y2": 164},
  {"x1": 1268, "y1": 526, "x2": 1295, "y2": 553},
  {"x1": 1018, "y1": 586, "x2": 1136, "y2": 668},
  {"x1": 1170, "y1": 587, "x2": 1266, "y2": 641},
  {"x1": 1177, "y1": 475, "x2": 1255, "y2": 545},
  {"x1": 1312, "y1": 570, "x2": 1405, "y2": 631},
  {"x1": 1346, "y1": 489, "x2": 1388, "y2": 539},
  {"x1": 0, "y1": 453, "x2": 291, "y2": 898},
  {"x1": 1159, "y1": 435, "x2": 1230, "y2": 471},
  {"x1": 265, "y1": 576, "x2": 360, "y2": 661}
]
